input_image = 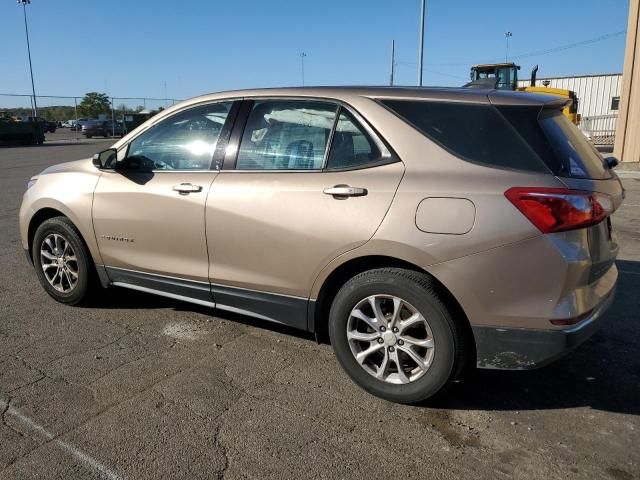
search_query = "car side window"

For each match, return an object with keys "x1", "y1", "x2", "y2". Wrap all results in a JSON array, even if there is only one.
[
  {"x1": 126, "y1": 102, "x2": 232, "y2": 170},
  {"x1": 326, "y1": 110, "x2": 381, "y2": 169},
  {"x1": 236, "y1": 100, "x2": 337, "y2": 170}
]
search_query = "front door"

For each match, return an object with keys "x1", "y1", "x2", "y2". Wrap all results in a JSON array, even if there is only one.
[
  {"x1": 92, "y1": 101, "x2": 237, "y2": 299},
  {"x1": 205, "y1": 99, "x2": 404, "y2": 327}
]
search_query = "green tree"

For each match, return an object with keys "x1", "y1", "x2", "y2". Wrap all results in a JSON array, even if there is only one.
[{"x1": 77, "y1": 92, "x2": 111, "y2": 118}]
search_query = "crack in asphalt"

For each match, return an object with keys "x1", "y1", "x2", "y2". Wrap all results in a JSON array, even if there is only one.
[{"x1": 0, "y1": 329, "x2": 249, "y2": 478}]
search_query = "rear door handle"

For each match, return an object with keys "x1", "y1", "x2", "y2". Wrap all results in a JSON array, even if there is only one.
[
  {"x1": 323, "y1": 185, "x2": 368, "y2": 197},
  {"x1": 172, "y1": 183, "x2": 203, "y2": 194}
]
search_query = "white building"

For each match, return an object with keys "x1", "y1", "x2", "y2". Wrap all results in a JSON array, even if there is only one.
[{"x1": 518, "y1": 73, "x2": 622, "y2": 144}]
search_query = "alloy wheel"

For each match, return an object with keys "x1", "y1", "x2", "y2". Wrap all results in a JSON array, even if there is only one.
[
  {"x1": 347, "y1": 295, "x2": 435, "y2": 384},
  {"x1": 40, "y1": 233, "x2": 79, "y2": 293}
]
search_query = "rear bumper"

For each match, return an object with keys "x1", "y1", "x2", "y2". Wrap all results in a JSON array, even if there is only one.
[{"x1": 473, "y1": 285, "x2": 616, "y2": 370}]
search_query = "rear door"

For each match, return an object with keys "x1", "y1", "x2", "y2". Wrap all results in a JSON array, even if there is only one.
[{"x1": 205, "y1": 99, "x2": 404, "y2": 328}]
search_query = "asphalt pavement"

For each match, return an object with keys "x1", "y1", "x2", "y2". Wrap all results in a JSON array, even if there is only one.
[{"x1": 0, "y1": 141, "x2": 638, "y2": 479}]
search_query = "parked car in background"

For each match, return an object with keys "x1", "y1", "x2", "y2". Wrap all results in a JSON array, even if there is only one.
[
  {"x1": 81, "y1": 120, "x2": 125, "y2": 138},
  {"x1": 71, "y1": 119, "x2": 89, "y2": 131},
  {"x1": 19, "y1": 87, "x2": 623, "y2": 404},
  {"x1": 18, "y1": 116, "x2": 56, "y2": 133},
  {"x1": 42, "y1": 119, "x2": 57, "y2": 133}
]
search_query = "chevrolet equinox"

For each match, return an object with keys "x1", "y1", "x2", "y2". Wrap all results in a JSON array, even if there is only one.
[{"x1": 19, "y1": 87, "x2": 623, "y2": 403}]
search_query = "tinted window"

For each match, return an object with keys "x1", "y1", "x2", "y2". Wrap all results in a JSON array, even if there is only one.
[
  {"x1": 538, "y1": 110, "x2": 610, "y2": 179},
  {"x1": 382, "y1": 100, "x2": 550, "y2": 173},
  {"x1": 236, "y1": 100, "x2": 337, "y2": 170},
  {"x1": 326, "y1": 110, "x2": 381, "y2": 169},
  {"x1": 127, "y1": 102, "x2": 232, "y2": 170},
  {"x1": 498, "y1": 106, "x2": 566, "y2": 175}
]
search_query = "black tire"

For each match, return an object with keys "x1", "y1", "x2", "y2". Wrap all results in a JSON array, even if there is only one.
[
  {"x1": 86, "y1": 134, "x2": 92, "y2": 139},
  {"x1": 328, "y1": 268, "x2": 464, "y2": 404},
  {"x1": 31, "y1": 216, "x2": 93, "y2": 306}
]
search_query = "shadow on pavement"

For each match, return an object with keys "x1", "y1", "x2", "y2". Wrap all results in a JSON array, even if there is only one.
[
  {"x1": 85, "y1": 285, "x2": 316, "y2": 341},
  {"x1": 84, "y1": 260, "x2": 640, "y2": 415}
]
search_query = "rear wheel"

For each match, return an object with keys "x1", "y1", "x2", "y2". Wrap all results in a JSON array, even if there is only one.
[
  {"x1": 329, "y1": 268, "x2": 463, "y2": 404},
  {"x1": 31, "y1": 217, "x2": 93, "y2": 305}
]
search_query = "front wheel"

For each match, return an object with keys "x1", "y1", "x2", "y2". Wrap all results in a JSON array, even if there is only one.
[
  {"x1": 31, "y1": 217, "x2": 93, "y2": 305},
  {"x1": 329, "y1": 268, "x2": 464, "y2": 404}
]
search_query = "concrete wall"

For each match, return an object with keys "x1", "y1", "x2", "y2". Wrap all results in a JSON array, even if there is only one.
[{"x1": 615, "y1": 0, "x2": 640, "y2": 164}]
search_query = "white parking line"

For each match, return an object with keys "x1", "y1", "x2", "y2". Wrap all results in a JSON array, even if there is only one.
[{"x1": 0, "y1": 399, "x2": 123, "y2": 480}]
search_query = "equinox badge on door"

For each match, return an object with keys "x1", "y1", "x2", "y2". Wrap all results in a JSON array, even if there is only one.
[{"x1": 101, "y1": 235, "x2": 134, "y2": 243}]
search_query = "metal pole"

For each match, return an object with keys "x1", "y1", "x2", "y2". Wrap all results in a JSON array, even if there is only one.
[
  {"x1": 164, "y1": 81, "x2": 168, "y2": 107},
  {"x1": 418, "y1": 0, "x2": 425, "y2": 86},
  {"x1": 390, "y1": 40, "x2": 395, "y2": 86},
  {"x1": 111, "y1": 97, "x2": 115, "y2": 137},
  {"x1": 74, "y1": 97, "x2": 78, "y2": 142},
  {"x1": 20, "y1": 1, "x2": 38, "y2": 119},
  {"x1": 300, "y1": 52, "x2": 307, "y2": 87},
  {"x1": 505, "y1": 31, "x2": 513, "y2": 62}
]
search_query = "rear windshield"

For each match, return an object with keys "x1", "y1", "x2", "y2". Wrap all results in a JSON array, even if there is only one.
[
  {"x1": 380, "y1": 99, "x2": 610, "y2": 179},
  {"x1": 537, "y1": 109, "x2": 610, "y2": 179}
]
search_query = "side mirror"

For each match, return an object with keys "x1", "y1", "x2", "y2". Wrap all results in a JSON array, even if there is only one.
[
  {"x1": 92, "y1": 148, "x2": 117, "y2": 169},
  {"x1": 604, "y1": 156, "x2": 619, "y2": 169},
  {"x1": 114, "y1": 154, "x2": 156, "y2": 173}
]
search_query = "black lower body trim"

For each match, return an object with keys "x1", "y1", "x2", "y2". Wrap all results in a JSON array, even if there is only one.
[
  {"x1": 212, "y1": 284, "x2": 308, "y2": 331},
  {"x1": 105, "y1": 267, "x2": 212, "y2": 303},
  {"x1": 473, "y1": 289, "x2": 615, "y2": 370},
  {"x1": 104, "y1": 266, "x2": 310, "y2": 331}
]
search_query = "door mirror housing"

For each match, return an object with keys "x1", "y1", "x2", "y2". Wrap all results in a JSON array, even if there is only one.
[
  {"x1": 604, "y1": 156, "x2": 619, "y2": 169},
  {"x1": 114, "y1": 154, "x2": 156, "y2": 173},
  {"x1": 92, "y1": 148, "x2": 117, "y2": 169}
]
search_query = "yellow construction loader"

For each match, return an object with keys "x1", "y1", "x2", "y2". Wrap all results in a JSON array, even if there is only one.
[{"x1": 467, "y1": 63, "x2": 580, "y2": 125}]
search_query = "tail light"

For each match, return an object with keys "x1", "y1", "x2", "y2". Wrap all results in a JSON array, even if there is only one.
[{"x1": 504, "y1": 187, "x2": 613, "y2": 233}]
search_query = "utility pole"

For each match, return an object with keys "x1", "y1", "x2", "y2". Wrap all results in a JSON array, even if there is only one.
[
  {"x1": 389, "y1": 40, "x2": 396, "y2": 86},
  {"x1": 300, "y1": 52, "x2": 307, "y2": 86},
  {"x1": 505, "y1": 31, "x2": 513, "y2": 62},
  {"x1": 18, "y1": 0, "x2": 38, "y2": 119},
  {"x1": 417, "y1": 0, "x2": 426, "y2": 86}
]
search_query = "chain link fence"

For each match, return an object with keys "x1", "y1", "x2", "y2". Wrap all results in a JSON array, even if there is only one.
[{"x1": 0, "y1": 93, "x2": 181, "y2": 143}]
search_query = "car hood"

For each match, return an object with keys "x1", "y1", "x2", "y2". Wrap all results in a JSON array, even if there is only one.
[{"x1": 39, "y1": 158, "x2": 96, "y2": 176}]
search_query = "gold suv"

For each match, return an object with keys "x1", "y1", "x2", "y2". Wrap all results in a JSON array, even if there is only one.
[{"x1": 19, "y1": 87, "x2": 623, "y2": 403}]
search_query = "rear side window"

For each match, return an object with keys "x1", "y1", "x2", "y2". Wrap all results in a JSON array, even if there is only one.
[
  {"x1": 236, "y1": 100, "x2": 337, "y2": 170},
  {"x1": 381, "y1": 100, "x2": 550, "y2": 173},
  {"x1": 326, "y1": 110, "x2": 381, "y2": 169}
]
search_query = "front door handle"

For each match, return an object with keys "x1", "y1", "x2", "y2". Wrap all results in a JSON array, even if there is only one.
[
  {"x1": 172, "y1": 183, "x2": 203, "y2": 194},
  {"x1": 323, "y1": 185, "x2": 368, "y2": 198}
]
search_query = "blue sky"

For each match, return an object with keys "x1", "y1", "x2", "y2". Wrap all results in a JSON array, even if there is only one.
[{"x1": 0, "y1": 0, "x2": 630, "y2": 102}]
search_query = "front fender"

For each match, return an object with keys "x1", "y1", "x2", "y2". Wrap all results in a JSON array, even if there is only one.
[{"x1": 19, "y1": 169, "x2": 103, "y2": 265}]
